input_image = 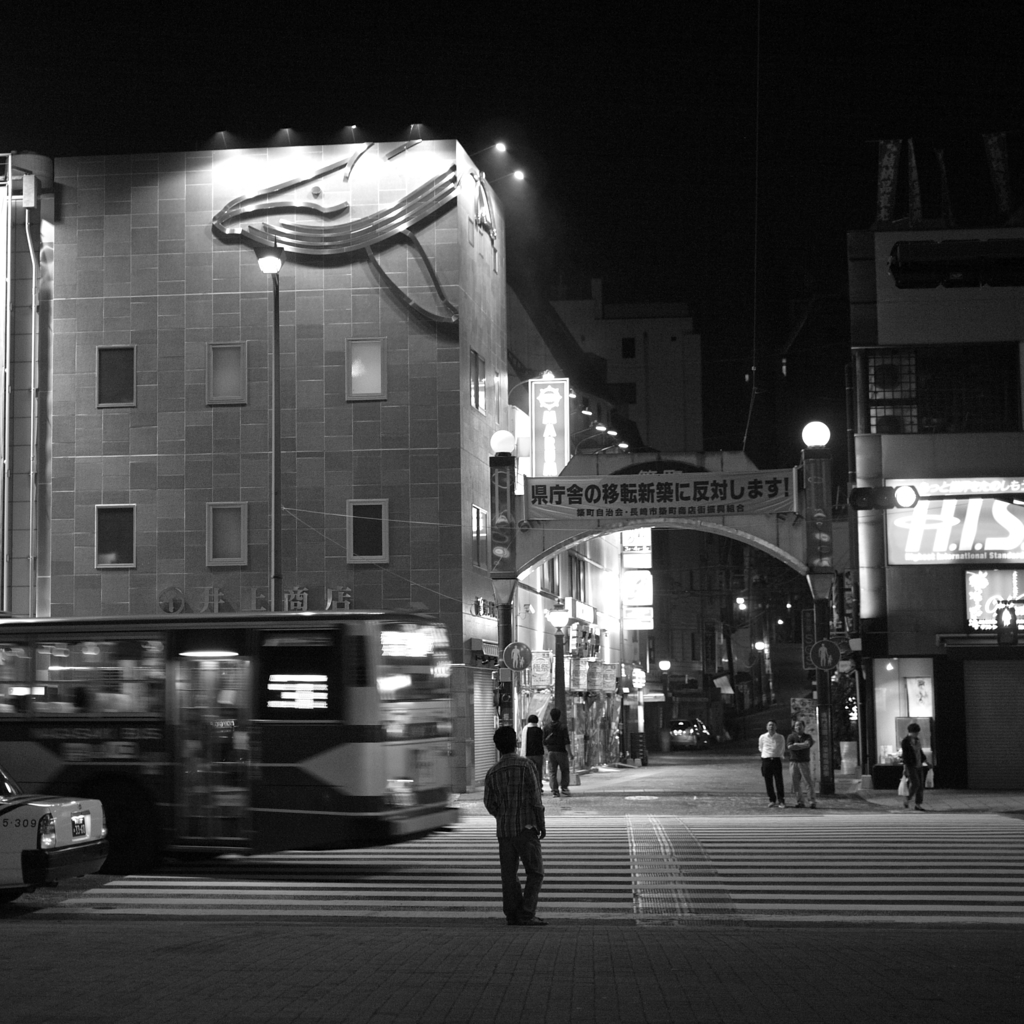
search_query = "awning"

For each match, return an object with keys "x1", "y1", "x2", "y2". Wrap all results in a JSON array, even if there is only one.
[
  {"x1": 469, "y1": 638, "x2": 500, "y2": 658},
  {"x1": 713, "y1": 675, "x2": 735, "y2": 694}
]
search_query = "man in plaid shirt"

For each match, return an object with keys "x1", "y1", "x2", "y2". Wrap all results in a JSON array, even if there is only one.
[{"x1": 483, "y1": 725, "x2": 547, "y2": 926}]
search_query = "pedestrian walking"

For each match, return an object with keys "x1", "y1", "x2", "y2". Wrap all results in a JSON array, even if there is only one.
[
  {"x1": 786, "y1": 719, "x2": 816, "y2": 808},
  {"x1": 483, "y1": 725, "x2": 547, "y2": 926},
  {"x1": 522, "y1": 714, "x2": 545, "y2": 783},
  {"x1": 543, "y1": 707, "x2": 572, "y2": 797},
  {"x1": 900, "y1": 721, "x2": 930, "y2": 811},
  {"x1": 758, "y1": 720, "x2": 786, "y2": 807}
]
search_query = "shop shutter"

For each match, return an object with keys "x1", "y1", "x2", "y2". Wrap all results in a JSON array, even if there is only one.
[
  {"x1": 473, "y1": 671, "x2": 497, "y2": 784},
  {"x1": 964, "y1": 662, "x2": 1024, "y2": 789}
]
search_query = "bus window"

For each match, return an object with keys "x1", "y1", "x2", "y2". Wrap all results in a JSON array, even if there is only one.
[
  {"x1": 0, "y1": 640, "x2": 165, "y2": 715},
  {"x1": 256, "y1": 632, "x2": 340, "y2": 718},
  {"x1": 378, "y1": 622, "x2": 451, "y2": 702}
]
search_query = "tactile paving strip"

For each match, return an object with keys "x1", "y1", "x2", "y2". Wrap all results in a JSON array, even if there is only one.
[{"x1": 626, "y1": 815, "x2": 740, "y2": 925}]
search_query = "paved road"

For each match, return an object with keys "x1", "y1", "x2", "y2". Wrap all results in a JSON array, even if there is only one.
[{"x1": 40, "y1": 812, "x2": 1024, "y2": 926}]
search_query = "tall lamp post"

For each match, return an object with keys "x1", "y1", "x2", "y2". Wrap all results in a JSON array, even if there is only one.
[
  {"x1": 547, "y1": 598, "x2": 570, "y2": 714},
  {"x1": 802, "y1": 420, "x2": 835, "y2": 796},
  {"x1": 256, "y1": 246, "x2": 284, "y2": 612}
]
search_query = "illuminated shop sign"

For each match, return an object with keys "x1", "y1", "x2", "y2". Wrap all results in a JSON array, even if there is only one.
[
  {"x1": 621, "y1": 569, "x2": 653, "y2": 632},
  {"x1": 965, "y1": 568, "x2": 1023, "y2": 632},
  {"x1": 886, "y1": 479, "x2": 1024, "y2": 565},
  {"x1": 526, "y1": 470, "x2": 797, "y2": 521},
  {"x1": 529, "y1": 379, "x2": 570, "y2": 477},
  {"x1": 621, "y1": 528, "x2": 652, "y2": 569}
]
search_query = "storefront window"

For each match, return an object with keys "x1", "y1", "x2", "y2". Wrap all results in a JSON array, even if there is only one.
[{"x1": 872, "y1": 656, "x2": 933, "y2": 764}]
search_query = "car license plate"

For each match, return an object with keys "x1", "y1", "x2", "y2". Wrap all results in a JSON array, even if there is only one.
[{"x1": 71, "y1": 812, "x2": 89, "y2": 839}]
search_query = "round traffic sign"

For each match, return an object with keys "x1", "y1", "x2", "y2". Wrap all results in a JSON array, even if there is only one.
[
  {"x1": 502, "y1": 642, "x2": 533, "y2": 671},
  {"x1": 808, "y1": 639, "x2": 842, "y2": 670}
]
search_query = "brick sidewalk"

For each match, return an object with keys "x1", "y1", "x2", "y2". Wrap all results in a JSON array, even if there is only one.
[{"x1": 4, "y1": 919, "x2": 1021, "y2": 1023}]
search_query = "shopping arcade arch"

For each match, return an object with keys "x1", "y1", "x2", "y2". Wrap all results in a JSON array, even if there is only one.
[{"x1": 504, "y1": 451, "x2": 843, "y2": 583}]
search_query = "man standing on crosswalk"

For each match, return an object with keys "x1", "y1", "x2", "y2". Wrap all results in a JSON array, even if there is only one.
[
  {"x1": 758, "y1": 720, "x2": 787, "y2": 808},
  {"x1": 483, "y1": 725, "x2": 547, "y2": 926},
  {"x1": 786, "y1": 719, "x2": 816, "y2": 808}
]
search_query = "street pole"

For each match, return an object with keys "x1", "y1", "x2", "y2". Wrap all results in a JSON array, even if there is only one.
[
  {"x1": 554, "y1": 626, "x2": 565, "y2": 713},
  {"x1": 270, "y1": 271, "x2": 282, "y2": 613}
]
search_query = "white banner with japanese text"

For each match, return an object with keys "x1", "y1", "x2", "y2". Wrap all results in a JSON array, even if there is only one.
[{"x1": 525, "y1": 470, "x2": 797, "y2": 521}]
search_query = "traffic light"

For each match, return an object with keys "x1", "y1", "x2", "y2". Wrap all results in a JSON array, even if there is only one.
[
  {"x1": 849, "y1": 485, "x2": 919, "y2": 510},
  {"x1": 493, "y1": 670, "x2": 514, "y2": 708},
  {"x1": 996, "y1": 604, "x2": 1018, "y2": 646}
]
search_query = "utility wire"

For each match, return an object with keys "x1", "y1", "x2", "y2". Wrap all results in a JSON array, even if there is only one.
[{"x1": 741, "y1": 0, "x2": 763, "y2": 455}]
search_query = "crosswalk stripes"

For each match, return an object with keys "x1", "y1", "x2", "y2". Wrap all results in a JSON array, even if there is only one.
[
  {"x1": 659, "y1": 814, "x2": 1024, "y2": 926},
  {"x1": 52, "y1": 816, "x2": 634, "y2": 920},
  {"x1": 48, "y1": 813, "x2": 1024, "y2": 925}
]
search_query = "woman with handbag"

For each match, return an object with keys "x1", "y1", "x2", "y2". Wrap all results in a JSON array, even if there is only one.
[{"x1": 900, "y1": 721, "x2": 929, "y2": 811}]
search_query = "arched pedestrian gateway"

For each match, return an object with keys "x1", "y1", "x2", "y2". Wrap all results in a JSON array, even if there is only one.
[{"x1": 487, "y1": 448, "x2": 849, "y2": 793}]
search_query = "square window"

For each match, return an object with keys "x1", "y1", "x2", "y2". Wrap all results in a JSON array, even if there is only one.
[
  {"x1": 96, "y1": 505, "x2": 135, "y2": 568},
  {"x1": 207, "y1": 343, "x2": 248, "y2": 405},
  {"x1": 470, "y1": 349, "x2": 486, "y2": 412},
  {"x1": 621, "y1": 337, "x2": 636, "y2": 359},
  {"x1": 207, "y1": 503, "x2": 248, "y2": 566},
  {"x1": 347, "y1": 500, "x2": 389, "y2": 563},
  {"x1": 97, "y1": 347, "x2": 136, "y2": 407},
  {"x1": 472, "y1": 505, "x2": 488, "y2": 568},
  {"x1": 347, "y1": 338, "x2": 386, "y2": 400}
]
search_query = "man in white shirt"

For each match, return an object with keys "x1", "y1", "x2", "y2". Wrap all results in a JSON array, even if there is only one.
[{"x1": 757, "y1": 720, "x2": 787, "y2": 808}]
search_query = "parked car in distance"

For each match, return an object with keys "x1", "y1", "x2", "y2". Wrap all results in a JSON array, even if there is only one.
[
  {"x1": 0, "y1": 761, "x2": 108, "y2": 904},
  {"x1": 669, "y1": 718, "x2": 711, "y2": 750}
]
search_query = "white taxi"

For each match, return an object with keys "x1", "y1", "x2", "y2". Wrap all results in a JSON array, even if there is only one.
[{"x1": 0, "y1": 761, "x2": 108, "y2": 904}]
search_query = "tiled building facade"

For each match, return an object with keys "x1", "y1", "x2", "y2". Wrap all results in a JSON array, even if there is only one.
[{"x1": 10, "y1": 141, "x2": 508, "y2": 660}]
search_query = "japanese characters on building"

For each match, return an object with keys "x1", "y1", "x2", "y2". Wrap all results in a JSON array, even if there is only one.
[
  {"x1": 157, "y1": 585, "x2": 352, "y2": 614},
  {"x1": 525, "y1": 470, "x2": 797, "y2": 520}
]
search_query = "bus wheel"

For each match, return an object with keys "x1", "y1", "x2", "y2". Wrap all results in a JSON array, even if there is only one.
[{"x1": 88, "y1": 784, "x2": 160, "y2": 874}]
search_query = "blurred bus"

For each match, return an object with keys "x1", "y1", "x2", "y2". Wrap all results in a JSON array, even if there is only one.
[{"x1": 0, "y1": 612, "x2": 457, "y2": 871}]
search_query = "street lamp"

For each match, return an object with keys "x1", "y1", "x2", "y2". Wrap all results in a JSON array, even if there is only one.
[
  {"x1": 256, "y1": 245, "x2": 284, "y2": 611},
  {"x1": 546, "y1": 598, "x2": 570, "y2": 713},
  {"x1": 801, "y1": 420, "x2": 835, "y2": 795}
]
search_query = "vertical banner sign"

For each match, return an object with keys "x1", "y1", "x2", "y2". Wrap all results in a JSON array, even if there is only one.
[
  {"x1": 803, "y1": 451, "x2": 833, "y2": 573},
  {"x1": 529, "y1": 378, "x2": 570, "y2": 478},
  {"x1": 801, "y1": 608, "x2": 817, "y2": 669},
  {"x1": 489, "y1": 453, "x2": 517, "y2": 575},
  {"x1": 876, "y1": 139, "x2": 902, "y2": 223}
]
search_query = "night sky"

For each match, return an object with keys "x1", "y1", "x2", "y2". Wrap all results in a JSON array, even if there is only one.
[{"x1": 2, "y1": 3, "x2": 1022, "y2": 474}]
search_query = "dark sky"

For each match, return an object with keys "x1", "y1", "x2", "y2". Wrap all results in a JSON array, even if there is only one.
[{"x1": 2, "y1": 3, "x2": 1022, "y2": 470}]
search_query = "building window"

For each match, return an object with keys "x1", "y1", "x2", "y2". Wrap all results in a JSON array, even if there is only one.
[
  {"x1": 470, "y1": 349, "x2": 486, "y2": 412},
  {"x1": 540, "y1": 558, "x2": 560, "y2": 596},
  {"x1": 96, "y1": 347, "x2": 136, "y2": 407},
  {"x1": 568, "y1": 551, "x2": 588, "y2": 603},
  {"x1": 207, "y1": 343, "x2": 247, "y2": 405},
  {"x1": 207, "y1": 503, "x2": 248, "y2": 566},
  {"x1": 347, "y1": 500, "x2": 389, "y2": 563},
  {"x1": 471, "y1": 505, "x2": 488, "y2": 568},
  {"x1": 621, "y1": 337, "x2": 636, "y2": 359},
  {"x1": 346, "y1": 338, "x2": 386, "y2": 400},
  {"x1": 867, "y1": 342, "x2": 1020, "y2": 434},
  {"x1": 95, "y1": 505, "x2": 135, "y2": 568},
  {"x1": 620, "y1": 382, "x2": 637, "y2": 404}
]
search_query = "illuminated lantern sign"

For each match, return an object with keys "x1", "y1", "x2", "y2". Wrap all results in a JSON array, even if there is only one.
[
  {"x1": 965, "y1": 568, "x2": 1024, "y2": 632},
  {"x1": 886, "y1": 478, "x2": 1024, "y2": 565},
  {"x1": 529, "y1": 378, "x2": 570, "y2": 477}
]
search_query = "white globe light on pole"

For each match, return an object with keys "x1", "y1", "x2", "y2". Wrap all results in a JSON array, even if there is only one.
[
  {"x1": 489, "y1": 429, "x2": 517, "y2": 455},
  {"x1": 801, "y1": 420, "x2": 831, "y2": 448}
]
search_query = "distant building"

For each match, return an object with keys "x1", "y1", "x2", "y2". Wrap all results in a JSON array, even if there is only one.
[{"x1": 551, "y1": 278, "x2": 702, "y2": 453}]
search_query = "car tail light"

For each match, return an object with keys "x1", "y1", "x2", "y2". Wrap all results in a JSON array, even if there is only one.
[{"x1": 38, "y1": 812, "x2": 57, "y2": 849}]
